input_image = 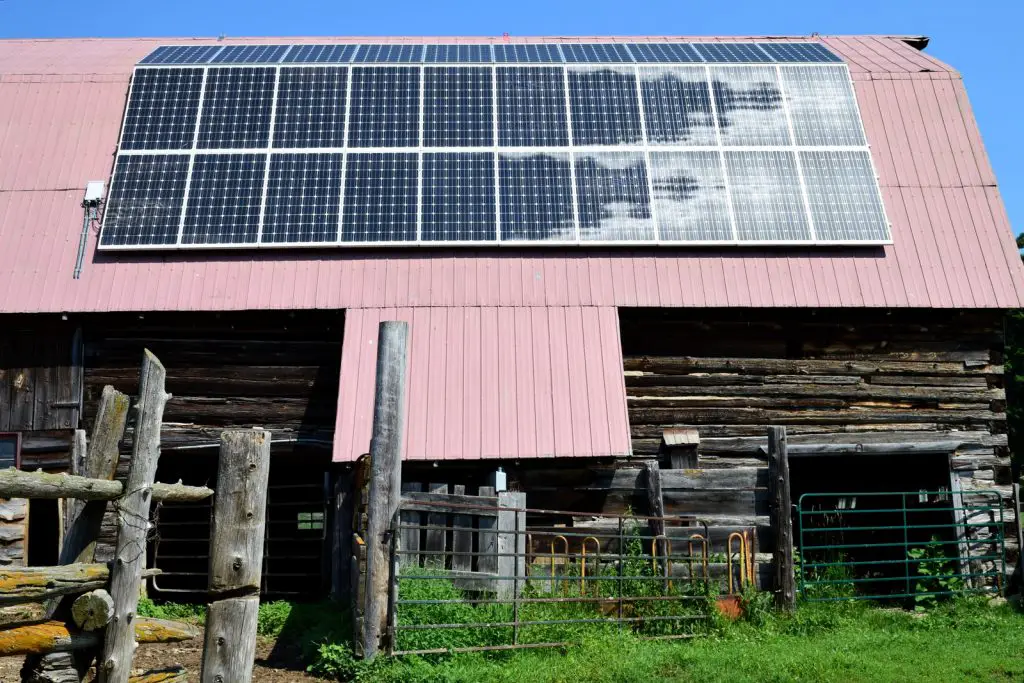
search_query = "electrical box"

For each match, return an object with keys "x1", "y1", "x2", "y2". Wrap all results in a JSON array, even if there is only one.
[{"x1": 83, "y1": 181, "x2": 105, "y2": 206}]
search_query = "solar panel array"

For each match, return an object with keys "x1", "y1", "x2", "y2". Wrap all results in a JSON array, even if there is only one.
[{"x1": 101, "y1": 42, "x2": 889, "y2": 249}]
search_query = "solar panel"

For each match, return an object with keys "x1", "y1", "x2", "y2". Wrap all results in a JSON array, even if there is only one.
[
  {"x1": 121, "y1": 68, "x2": 204, "y2": 150},
  {"x1": 196, "y1": 67, "x2": 275, "y2": 149},
  {"x1": 628, "y1": 43, "x2": 703, "y2": 63},
  {"x1": 422, "y1": 153, "x2": 496, "y2": 241},
  {"x1": 209, "y1": 45, "x2": 289, "y2": 64},
  {"x1": 347, "y1": 67, "x2": 420, "y2": 147},
  {"x1": 262, "y1": 153, "x2": 343, "y2": 243},
  {"x1": 182, "y1": 153, "x2": 266, "y2": 244},
  {"x1": 574, "y1": 151, "x2": 655, "y2": 241},
  {"x1": 110, "y1": 43, "x2": 890, "y2": 249},
  {"x1": 423, "y1": 67, "x2": 494, "y2": 146},
  {"x1": 649, "y1": 151, "x2": 733, "y2": 241},
  {"x1": 138, "y1": 45, "x2": 222, "y2": 65},
  {"x1": 801, "y1": 150, "x2": 887, "y2": 241},
  {"x1": 496, "y1": 67, "x2": 569, "y2": 146},
  {"x1": 561, "y1": 44, "x2": 634, "y2": 63},
  {"x1": 492, "y1": 44, "x2": 563, "y2": 63},
  {"x1": 283, "y1": 44, "x2": 358, "y2": 63},
  {"x1": 758, "y1": 42, "x2": 841, "y2": 63},
  {"x1": 354, "y1": 44, "x2": 424, "y2": 63},
  {"x1": 725, "y1": 151, "x2": 810, "y2": 241},
  {"x1": 693, "y1": 43, "x2": 772, "y2": 63},
  {"x1": 425, "y1": 44, "x2": 493, "y2": 63},
  {"x1": 499, "y1": 152, "x2": 575, "y2": 241},
  {"x1": 568, "y1": 67, "x2": 643, "y2": 145},
  {"x1": 638, "y1": 66, "x2": 717, "y2": 146},
  {"x1": 100, "y1": 154, "x2": 190, "y2": 246},
  {"x1": 779, "y1": 65, "x2": 864, "y2": 146},
  {"x1": 710, "y1": 66, "x2": 790, "y2": 146},
  {"x1": 273, "y1": 67, "x2": 348, "y2": 148},
  {"x1": 341, "y1": 153, "x2": 418, "y2": 242}
]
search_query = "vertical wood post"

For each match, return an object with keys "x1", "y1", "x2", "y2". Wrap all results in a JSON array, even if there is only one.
[
  {"x1": 330, "y1": 470, "x2": 354, "y2": 601},
  {"x1": 399, "y1": 483, "x2": 423, "y2": 569},
  {"x1": 199, "y1": 428, "x2": 271, "y2": 683},
  {"x1": 361, "y1": 321, "x2": 409, "y2": 661},
  {"x1": 100, "y1": 351, "x2": 170, "y2": 683},
  {"x1": 476, "y1": 486, "x2": 497, "y2": 577},
  {"x1": 643, "y1": 461, "x2": 666, "y2": 538},
  {"x1": 451, "y1": 485, "x2": 472, "y2": 573},
  {"x1": 767, "y1": 426, "x2": 795, "y2": 611},
  {"x1": 497, "y1": 491, "x2": 526, "y2": 600}
]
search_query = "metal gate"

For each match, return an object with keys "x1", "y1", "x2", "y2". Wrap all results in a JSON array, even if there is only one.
[
  {"x1": 796, "y1": 490, "x2": 1006, "y2": 603},
  {"x1": 384, "y1": 491, "x2": 757, "y2": 656}
]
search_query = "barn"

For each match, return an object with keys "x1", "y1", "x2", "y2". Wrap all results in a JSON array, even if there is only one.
[{"x1": 0, "y1": 35, "x2": 1020, "y2": 604}]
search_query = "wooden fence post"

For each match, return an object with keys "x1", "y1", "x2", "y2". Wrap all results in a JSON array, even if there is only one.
[
  {"x1": 361, "y1": 321, "x2": 409, "y2": 661},
  {"x1": 767, "y1": 426, "x2": 795, "y2": 611},
  {"x1": 497, "y1": 491, "x2": 526, "y2": 600},
  {"x1": 199, "y1": 429, "x2": 271, "y2": 683},
  {"x1": 100, "y1": 351, "x2": 169, "y2": 683}
]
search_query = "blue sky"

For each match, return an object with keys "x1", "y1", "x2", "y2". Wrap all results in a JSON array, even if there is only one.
[{"x1": 2, "y1": 0, "x2": 1022, "y2": 238}]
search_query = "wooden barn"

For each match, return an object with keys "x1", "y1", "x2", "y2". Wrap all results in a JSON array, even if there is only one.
[{"x1": 0, "y1": 34, "x2": 1020, "y2": 604}]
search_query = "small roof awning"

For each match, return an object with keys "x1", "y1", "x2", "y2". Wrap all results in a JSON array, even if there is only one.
[{"x1": 333, "y1": 306, "x2": 632, "y2": 462}]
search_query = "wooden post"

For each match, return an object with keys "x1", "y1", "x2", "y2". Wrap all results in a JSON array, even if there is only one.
[
  {"x1": 100, "y1": 351, "x2": 170, "y2": 683},
  {"x1": 451, "y1": 485, "x2": 472, "y2": 573},
  {"x1": 199, "y1": 429, "x2": 271, "y2": 683},
  {"x1": 643, "y1": 461, "x2": 666, "y2": 538},
  {"x1": 767, "y1": 426, "x2": 795, "y2": 611},
  {"x1": 361, "y1": 321, "x2": 408, "y2": 661},
  {"x1": 330, "y1": 470, "x2": 354, "y2": 601},
  {"x1": 424, "y1": 483, "x2": 447, "y2": 568},
  {"x1": 399, "y1": 483, "x2": 423, "y2": 569},
  {"x1": 497, "y1": 491, "x2": 526, "y2": 600},
  {"x1": 476, "y1": 486, "x2": 497, "y2": 577}
]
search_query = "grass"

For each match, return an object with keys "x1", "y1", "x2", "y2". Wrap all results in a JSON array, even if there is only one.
[{"x1": 354, "y1": 598, "x2": 1024, "y2": 683}]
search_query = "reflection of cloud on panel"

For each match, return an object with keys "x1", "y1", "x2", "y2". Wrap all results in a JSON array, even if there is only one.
[
  {"x1": 781, "y1": 66, "x2": 865, "y2": 146},
  {"x1": 649, "y1": 151, "x2": 732, "y2": 241},
  {"x1": 711, "y1": 66, "x2": 790, "y2": 146},
  {"x1": 574, "y1": 151, "x2": 655, "y2": 241},
  {"x1": 639, "y1": 66, "x2": 717, "y2": 146},
  {"x1": 724, "y1": 150, "x2": 810, "y2": 241},
  {"x1": 499, "y1": 152, "x2": 576, "y2": 241}
]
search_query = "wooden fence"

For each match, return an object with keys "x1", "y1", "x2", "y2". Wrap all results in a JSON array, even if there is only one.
[{"x1": 0, "y1": 351, "x2": 272, "y2": 683}]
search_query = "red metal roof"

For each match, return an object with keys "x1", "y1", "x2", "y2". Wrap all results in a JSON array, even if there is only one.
[
  {"x1": 0, "y1": 35, "x2": 1020, "y2": 314},
  {"x1": 334, "y1": 306, "x2": 630, "y2": 462}
]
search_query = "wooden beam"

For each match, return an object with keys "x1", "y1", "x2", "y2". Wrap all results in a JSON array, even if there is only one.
[
  {"x1": 100, "y1": 350, "x2": 170, "y2": 683},
  {"x1": 767, "y1": 426, "x2": 795, "y2": 611},
  {"x1": 362, "y1": 321, "x2": 409, "y2": 661},
  {"x1": 71, "y1": 589, "x2": 114, "y2": 631},
  {"x1": 0, "y1": 469, "x2": 211, "y2": 504},
  {"x1": 200, "y1": 428, "x2": 271, "y2": 683},
  {"x1": 0, "y1": 564, "x2": 157, "y2": 606},
  {"x1": 0, "y1": 618, "x2": 196, "y2": 657},
  {"x1": 760, "y1": 441, "x2": 963, "y2": 457}
]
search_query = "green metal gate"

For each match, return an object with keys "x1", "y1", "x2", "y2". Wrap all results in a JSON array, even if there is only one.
[{"x1": 796, "y1": 490, "x2": 1006, "y2": 603}]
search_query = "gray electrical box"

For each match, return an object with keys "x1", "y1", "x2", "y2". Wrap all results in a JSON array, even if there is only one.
[{"x1": 83, "y1": 181, "x2": 105, "y2": 206}]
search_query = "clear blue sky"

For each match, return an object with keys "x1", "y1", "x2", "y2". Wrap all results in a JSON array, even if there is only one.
[{"x1": 3, "y1": 0, "x2": 1022, "y2": 238}]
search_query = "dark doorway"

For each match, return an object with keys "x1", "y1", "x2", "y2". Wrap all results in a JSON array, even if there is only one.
[{"x1": 27, "y1": 499, "x2": 59, "y2": 567}]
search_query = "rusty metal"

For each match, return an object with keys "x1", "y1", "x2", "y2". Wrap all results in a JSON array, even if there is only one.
[
  {"x1": 687, "y1": 534, "x2": 709, "y2": 584},
  {"x1": 580, "y1": 536, "x2": 600, "y2": 595},
  {"x1": 550, "y1": 535, "x2": 568, "y2": 594},
  {"x1": 727, "y1": 532, "x2": 749, "y2": 594}
]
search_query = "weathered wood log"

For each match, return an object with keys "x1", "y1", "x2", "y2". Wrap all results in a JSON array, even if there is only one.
[
  {"x1": 767, "y1": 427, "x2": 795, "y2": 611},
  {"x1": 129, "y1": 668, "x2": 188, "y2": 683},
  {"x1": 199, "y1": 430, "x2": 271, "y2": 683},
  {"x1": 0, "y1": 563, "x2": 108, "y2": 606},
  {"x1": 643, "y1": 462, "x2": 665, "y2": 538},
  {"x1": 200, "y1": 596, "x2": 258, "y2": 683},
  {"x1": 20, "y1": 652, "x2": 83, "y2": 683},
  {"x1": 628, "y1": 406, "x2": 1004, "y2": 426},
  {"x1": 0, "y1": 469, "x2": 212, "y2": 504},
  {"x1": 0, "y1": 618, "x2": 197, "y2": 656},
  {"x1": 362, "y1": 321, "x2": 409, "y2": 661},
  {"x1": 761, "y1": 441, "x2": 963, "y2": 457},
  {"x1": 72, "y1": 589, "x2": 114, "y2": 631},
  {"x1": 626, "y1": 383, "x2": 1004, "y2": 403},
  {"x1": 623, "y1": 356, "x2": 1001, "y2": 377},
  {"x1": 101, "y1": 350, "x2": 170, "y2": 683}
]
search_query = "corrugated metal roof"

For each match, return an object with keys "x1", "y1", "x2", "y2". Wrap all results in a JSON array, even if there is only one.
[
  {"x1": 333, "y1": 306, "x2": 630, "y2": 462},
  {"x1": 0, "y1": 35, "x2": 1021, "y2": 313}
]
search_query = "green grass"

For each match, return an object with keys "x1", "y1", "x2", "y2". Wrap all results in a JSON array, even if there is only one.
[{"x1": 347, "y1": 598, "x2": 1024, "y2": 683}]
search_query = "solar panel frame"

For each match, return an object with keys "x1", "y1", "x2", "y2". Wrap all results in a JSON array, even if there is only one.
[
  {"x1": 282, "y1": 44, "x2": 358, "y2": 64},
  {"x1": 100, "y1": 154, "x2": 192, "y2": 246},
  {"x1": 120, "y1": 68, "x2": 205, "y2": 150},
  {"x1": 138, "y1": 45, "x2": 224, "y2": 65},
  {"x1": 561, "y1": 43, "x2": 634, "y2": 63},
  {"x1": 272, "y1": 66, "x2": 349, "y2": 148},
  {"x1": 353, "y1": 44, "x2": 424, "y2": 63},
  {"x1": 209, "y1": 44, "x2": 290, "y2": 64},
  {"x1": 692, "y1": 42, "x2": 774, "y2": 63},
  {"x1": 262, "y1": 152, "x2": 344, "y2": 244},
  {"x1": 492, "y1": 44, "x2": 564, "y2": 63},
  {"x1": 196, "y1": 67, "x2": 276, "y2": 149},
  {"x1": 757, "y1": 42, "x2": 842, "y2": 63},
  {"x1": 627, "y1": 43, "x2": 704, "y2": 63},
  {"x1": 425, "y1": 44, "x2": 493, "y2": 63},
  {"x1": 181, "y1": 153, "x2": 267, "y2": 245}
]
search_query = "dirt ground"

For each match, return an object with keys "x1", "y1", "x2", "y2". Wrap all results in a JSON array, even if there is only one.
[{"x1": 0, "y1": 631, "x2": 320, "y2": 682}]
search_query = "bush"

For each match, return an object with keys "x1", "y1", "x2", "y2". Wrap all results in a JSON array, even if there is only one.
[
  {"x1": 136, "y1": 598, "x2": 206, "y2": 625},
  {"x1": 257, "y1": 600, "x2": 293, "y2": 636}
]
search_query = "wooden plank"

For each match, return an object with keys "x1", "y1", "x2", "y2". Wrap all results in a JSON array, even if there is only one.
[
  {"x1": 627, "y1": 383, "x2": 1003, "y2": 403},
  {"x1": 629, "y1": 406, "x2": 1004, "y2": 426},
  {"x1": 451, "y1": 484, "x2": 472, "y2": 573},
  {"x1": 100, "y1": 350, "x2": 170, "y2": 683},
  {"x1": 396, "y1": 501, "x2": 498, "y2": 517},
  {"x1": 399, "y1": 483, "x2": 423, "y2": 569},
  {"x1": 400, "y1": 490, "x2": 499, "y2": 509},
  {"x1": 0, "y1": 618, "x2": 196, "y2": 657},
  {"x1": 476, "y1": 486, "x2": 497, "y2": 575},
  {"x1": 496, "y1": 491, "x2": 525, "y2": 599},
  {"x1": 661, "y1": 489, "x2": 767, "y2": 517},
  {"x1": 771, "y1": 441, "x2": 962, "y2": 457},
  {"x1": 623, "y1": 356, "x2": 1001, "y2": 377},
  {"x1": 361, "y1": 321, "x2": 408, "y2": 661},
  {"x1": 424, "y1": 483, "x2": 448, "y2": 569},
  {"x1": 767, "y1": 426, "x2": 795, "y2": 611}
]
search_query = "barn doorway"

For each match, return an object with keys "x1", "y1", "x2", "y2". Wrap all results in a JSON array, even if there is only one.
[
  {"x1": 788, "y1": 449, "x2": 1001, "y2": 602},
  {"x1": 27, "y1": 498, "x2": 60, "y2": 567}
]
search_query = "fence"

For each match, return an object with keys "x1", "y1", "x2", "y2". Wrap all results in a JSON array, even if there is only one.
[
  {"x1": 796, "y1": 490, "x2": 1006, "y2": 603},
  {"x1": 385, "y1": 493, "x2": 760, "y2": 656}
]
